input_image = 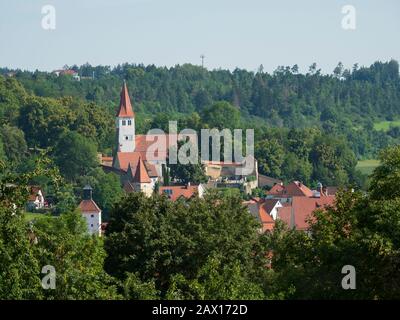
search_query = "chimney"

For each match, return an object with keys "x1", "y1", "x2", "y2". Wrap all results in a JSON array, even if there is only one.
[{"x1": 317, "y1": 182, "x2": 323, "y2": 194}]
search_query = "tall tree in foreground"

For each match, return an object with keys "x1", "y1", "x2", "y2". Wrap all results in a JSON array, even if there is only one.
[
  {"x1": 104, "y1": 192, "x2": 273, "y2": 299},
  {"x1": 0, "y1": 156, "x2": 60, "y2": 299},
  {"x1": 53, "y1": 131, "x2": 98, "y2": 181},
  {"x1": 32, "y1": 211, "x2": 121, "y2": 300}
]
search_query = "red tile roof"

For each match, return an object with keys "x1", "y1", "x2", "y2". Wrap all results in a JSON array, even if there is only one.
[
  {"x1": 132, "y1": 156, "x2": 151, "y2": 183},
  {"x1": 28, "y1": 186, "x2": 43, "y2": 202},
  {"x1": 261, "y1": 199, "x2": 280, "y2": 215},
  {"x1": 115, "y1": 151, "x2": 158, "y2": 177},
  {"x1": 159, "y1": 185, "x2": 199, "y2": 201},
  {"x1": 267, "y1": 181, "x2": 314, "y2": 197},
  {"x1": 79, "y1": 199, "x2": 101, "y2": 213},
  {"x1": 114, "y1": 132, "x2": 197, "y2": 176},
  {"x1": 116, "y1": 82, "x2": 135, "y2": 118},
  {"x1": 277, "y1": 195, "x2": 335, "y2": 230},
  {"x1": 258, "y1": 202, "x2": 275, "y2": 232}
]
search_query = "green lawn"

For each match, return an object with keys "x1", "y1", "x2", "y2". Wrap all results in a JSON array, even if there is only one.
[
  {"x1": 24, "y1": 212, "x2": 50, "y2": 222},
  {"x1": 356, "y1": 159, "x2": 380, "y2": 176},
  {"x1": 373, "y1": 120, "x2": 400, "y2": 132}
]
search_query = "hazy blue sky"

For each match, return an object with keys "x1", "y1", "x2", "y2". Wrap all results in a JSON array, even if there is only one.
[{"x1": 0, "y1": 0, "x2": 399, "y2": 73}]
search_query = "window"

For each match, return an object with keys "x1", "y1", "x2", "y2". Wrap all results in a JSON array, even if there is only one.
[
  {"x1": 90, "y1": 224, "x2": 93, "y2": 227},
  {"x1": 122, "y1": 120, "x2": 126, "y2": 126},
  {"x1": 128, "y1": 120, "x2": 132, "y2": 126},
  {"x1": 91, "y1": 214, "x2": 94, "y2": 218},
  {"x1": 124, "y1": 135, "x2": 133, "y2": 141}
]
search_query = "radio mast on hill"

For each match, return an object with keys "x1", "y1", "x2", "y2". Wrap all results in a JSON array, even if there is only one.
[{"x1": 200, "y1": 54, "x2": 205, "y2": 68}]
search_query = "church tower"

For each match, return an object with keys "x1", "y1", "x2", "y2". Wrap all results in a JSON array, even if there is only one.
[{"x1": 116, "y1": 81, "x2": 135, "y2": 152}]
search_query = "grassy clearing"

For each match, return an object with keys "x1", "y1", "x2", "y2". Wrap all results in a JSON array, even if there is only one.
[
  {"x1": 373, "y1": 120, "x2": 400, "y2": 132},
  {"x1": 24, "y1": 212, "x2": 51, "y2": 222},
  {"x1": 356, "y1": 159, "x2": 380, "y2": 176}
]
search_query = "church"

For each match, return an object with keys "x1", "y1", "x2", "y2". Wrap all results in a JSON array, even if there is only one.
[
  {"x1": 101, "y1": 82, "x2": 259, "y2": 197},
  {"x1": 101, "y1": 82, "x2": 170, "y2": 196}
]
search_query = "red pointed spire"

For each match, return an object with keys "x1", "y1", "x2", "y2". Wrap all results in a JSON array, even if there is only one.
[
  {"x1": 116, "y1": 81, "x2": 135, "y2": 118},
  {"x1": 133, "y1": 156, "x2": 151, "y2": 183}
]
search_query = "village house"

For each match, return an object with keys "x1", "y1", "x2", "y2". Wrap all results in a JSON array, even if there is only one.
[
  {"x1": 159, "y1": 183, "x2": 205, "y2": 201},
  {"x1": 27, "y1": 186, "x2": 46, "y2": 210},
  {"x1": 202, "y1": 156, "x2": 258, "y2": 194},
  {"x1": 244, "y1": 181, "x2": 336, "y2": 233},
  {"x1": 52, "y1": 69, "x2": 80, "y2": 81},
  {"x1": 78, "y1": 185, "x2": 102, "y2": 236}
]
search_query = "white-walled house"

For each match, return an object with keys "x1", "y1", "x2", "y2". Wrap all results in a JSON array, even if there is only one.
[
  {"x1": 27, "y1": 186, "x2": 45, "y2": 210},
  {"x1": 78, "y1": 185, "x2": 102, "y2": 236}
]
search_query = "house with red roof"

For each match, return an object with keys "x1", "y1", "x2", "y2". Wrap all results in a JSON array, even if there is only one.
[
  {"x1": 78, "y1": 185, "x2": 102, "y2": 236},
  {"x1": 244, "y1": 198, "x2": 277, "y2": 233},
  {"x1": 27, "y1": 186, "x2": 45, "y2": 210},
  {"x1": 266, "y1": 180, "x2": 315, "y2": 203},
  {"x1": 52, "y1": 69, "x2": 80, "y2": 81},
  {"x1": 159, "y1": 183, "x2": 205, "y2": 201},
  {"x1": 245, "y1": 181, "x2": 336, "y2": 232},
  {"x1": 123, "y1": 156, "x2": 154, "y2": 197}
]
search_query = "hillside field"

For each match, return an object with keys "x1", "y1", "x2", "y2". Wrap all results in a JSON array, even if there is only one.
[
  {"x1": 356, "y1": 159, "x2": 380, "y2": 175},
  {"x1": 373, "y1": 120, "x2": 400, "y2": 131}
]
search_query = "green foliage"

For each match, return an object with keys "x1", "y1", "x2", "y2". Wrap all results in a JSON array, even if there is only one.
[
  {"x1": 123, "y1": 273, "x2": 159, "y2": 300},
  {"x1": 165, "y1": 255, "x2": 265, "y2": 300},
  {"x1": 369, "y1": 145, "x2": 400, "y2": 200},
  {"x1": 52, "y1": 183, "x2": 77, "y2": 215},
  {"x1": 201, "y1": 101, "x2": 241, "y2": 130},
  {"x1": 0, "y1": 155, "x2": 61, "y2": 299},
  {"x1": 33, "y1": 211, "x2": 121, "y2": 299},
  {"x1": 255, "y1": 139, "x2": 285, "y2": 178},
  {"x1": 0, "y1": 124, "x2": 27, "y2": 164},
  {"x1": 168, "y1": 140, "x2": 208, "y2": 185},
  {"x1": 104, "y1": 192, "x2": 268, "y2": 299},
  {"x1": 53, "y1": 131, "x2": 98, "y2": 181}
]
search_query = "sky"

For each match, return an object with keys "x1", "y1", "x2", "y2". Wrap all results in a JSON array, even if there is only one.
[{"x1": 0, "y1": 0, "x2": 399, "y2": 74}]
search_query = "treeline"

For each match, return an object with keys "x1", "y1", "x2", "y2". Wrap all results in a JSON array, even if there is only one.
[{"x1": 2, "y1": 60, "x2": 400, "y2": 160}]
